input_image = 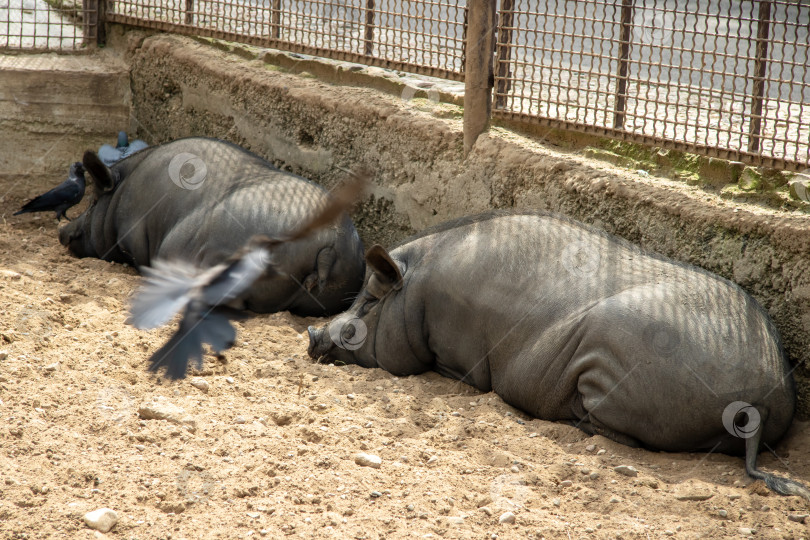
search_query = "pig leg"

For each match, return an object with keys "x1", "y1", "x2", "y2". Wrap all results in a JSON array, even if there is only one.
[{"x1": 574, "y1": 417, "x2": 642, "y2": 448}]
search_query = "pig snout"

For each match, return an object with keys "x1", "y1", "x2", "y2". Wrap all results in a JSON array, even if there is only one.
[
  {"x1": 58, "y1": 221, "x2": 86, "y2": 256},
  {"x1": 307, "y1": 325, "x2": 334, "y2": 359},
  {"x1": 58, "y1": 225, "x2": 72, "y2": 246}
]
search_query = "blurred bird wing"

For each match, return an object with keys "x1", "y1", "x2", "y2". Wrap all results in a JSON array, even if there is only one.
[
  {"x1": 147, "y1": 307, "x2": 237, "y2": 380},
  {"x1": 128, "y1": 259, "x2": 208, "y2": 329},
  {"x1": 283, "y1": 168, "x2": 371, "y2": 243},
  {"x1": 200, "y1": 247, "x2": 271, "y2": 305}
]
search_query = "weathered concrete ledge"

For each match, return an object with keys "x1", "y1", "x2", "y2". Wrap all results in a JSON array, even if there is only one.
[
  {"x1": 0, "y1": 52, "x2": 131, "y2": 177},
  {"x1": 118, "y1": 32, "x2": 810, "y2": 414}
]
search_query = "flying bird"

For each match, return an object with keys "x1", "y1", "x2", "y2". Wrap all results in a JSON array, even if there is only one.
[
  {"x1": 98, "y1": 131, "x2": 149, "y2": 167},
  {"x1": 127, "y1": 169, "x2": 371, "y2": 379},
  {"x1": 14, "y1": 162, "x2": 86, "y2": 221}
]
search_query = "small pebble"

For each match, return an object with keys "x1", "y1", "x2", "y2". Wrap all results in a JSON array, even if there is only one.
[
  {"x1": 479, "y1": 506, "x2": 492, "y2": 516},
  {"x1": 354, "y1": 452, "x2": 382, "y2": 469},
  {"x1": 613, "y1": 465, "x2": 638, "y2": 477},
  {"x1": 83, "y1": 508, "x2": 119, "y2": 533},
  {"x1": 426, "y1": 455, "x2": 438, "y2": 466},
  {"x1": 189, "y1": 377, "x2": 209, "y2": 393},
  {"x1": 584, "y1": 528, "x2": 594, "y2": 534},
  {"x1": 718, "y1": 509, "x2": 728, "y2": 518},
  {"x1": 234, "y1": 416, "x2": 247, "y2": 424},
  {"x1": 510, "y1": 466, "x2": 519, "y2": 473},
  {"x1": 585, "y1": 444, "x2": 596, "y2": 452},
  {"x1": 137, "y1": 397, "x2": 196, "y2": 432},
  {"x1": 225, "y1": 377, "x2": 235, "y2": 384},
  {"x1": 498, "y1": 511, "x2": 515, "y2": 525},
  {"x1": 559, "y1": 480, "x2": 572, "y2": 487},
  {"x1": 739, "y1": 527, "x2": 755, "y2": 536},
  {"x1": 447, "y1": 516, "x2": 465, "y2": 525},
  {"x1": 552, "y1": 498, "x2": 561, "y2": 507},
  {"x1": 609, "y1": 496, "x2": 621, "y2": 503},
  {"x1": 674, "y1": 490, "x2": 713, "y2": 501},
  {"x1": 346, "y1": 394, "x2": 355, "y2": 400},
  {"x1": 370, "y1": 491, "x2": 382, "y2": 498},
  {"x1": 596, "y1": 449, "x2": 606, "y2": 455},
  {"x1": 589, "y1": 472, "x2": 599, "y2": 480},
  {"x1": 788, "y1": 513, "x2": 809, "y2": 523}
]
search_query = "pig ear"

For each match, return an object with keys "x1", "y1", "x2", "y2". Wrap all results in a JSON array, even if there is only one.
[
  {"x1": 82, "y1": 150, "x2": 115, "y2": 198},
  {"x1": 366, "y1": 245, "x2": 403, "y2": 291}
]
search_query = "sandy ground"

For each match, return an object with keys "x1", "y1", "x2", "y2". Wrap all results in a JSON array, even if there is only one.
[{"x1": 3, "y1": 175, "x2": 810, "y2": 540}]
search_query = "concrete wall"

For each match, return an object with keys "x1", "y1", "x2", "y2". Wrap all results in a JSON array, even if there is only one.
[
  {"x1": 0, "y1": 52, "x2": 131, "y2": 182},
  {"x1": 108, "y1": 30, "x2": 810, "y2": 415}
]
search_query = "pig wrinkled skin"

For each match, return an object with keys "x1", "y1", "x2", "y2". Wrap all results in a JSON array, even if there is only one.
[
  {"x1": 59, "y1": 137, "x2": 365, "y2": 317},
  {"x1": 308, "y1": 210, "x2": 807, "y2": 498}
]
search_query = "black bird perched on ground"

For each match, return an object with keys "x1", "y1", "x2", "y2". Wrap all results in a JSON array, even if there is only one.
[
  {"x1": 127, "y1": 169, "x2": 370, "y2": 380},
  {"x1": 98, "y1": 131, "x2": 149, "y2": 167},
  {"x1": 14, "y1": 162, "x2": 86, "y2": 222}
]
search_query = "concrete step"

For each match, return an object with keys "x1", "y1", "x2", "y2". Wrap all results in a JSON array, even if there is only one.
[{"x1": 0, "y1": 52, "x2": 131, "y2": 178}]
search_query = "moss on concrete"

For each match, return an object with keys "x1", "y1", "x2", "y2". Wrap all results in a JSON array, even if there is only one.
[
  {"x1": 577, "y1": 138, "x2": 800, "y2": 210},
  {"x1": 601, "y1": 140, "x2": 658, "y2": 170}
]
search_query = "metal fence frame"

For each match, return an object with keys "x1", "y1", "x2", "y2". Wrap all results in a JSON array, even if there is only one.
[
  {"x1": 107, "y1": 0, "x2": 467, "y2": 82},
  {"x1": 0, "y1": 0, "x2": 101, "y2": 51},
  {"x1": 488, "y1": 1, "x2": 809, "y2": 171},
  {"x1": 5, "y1": 0, "x2": 808, "y2": 171}
]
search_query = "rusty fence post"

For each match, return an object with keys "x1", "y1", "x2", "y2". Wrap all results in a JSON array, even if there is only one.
[
  {"x1": 96, "y1": 0, "x2": 106, "y2": 46},
  {"x1": 271, "y1": 0, "x2": 282, "y2": 40},
  {"x1": 363, "y1": 0, "x2": 375, "y2": 56},
  {"x1": 463, "y1": 0, "x2": 497, "y2": 154},
  {"x1": 493, "y1": 0, "x2": 514, "y2": 110},
  {"x1": 460, "y1": 6, "x2": 468, "y2": 70},
  {"x1": 613, "y1": 0, "x2": 634, "y2": 130},
  {"x1": 185, "y1": 0, "x2": 194, "y2": 25},
  {"x1": 82, "y1": 0, "x2": 96, "y2": 47},
  {"x1": 748, "y1": 0, "x2": 772, "y2": 154}
]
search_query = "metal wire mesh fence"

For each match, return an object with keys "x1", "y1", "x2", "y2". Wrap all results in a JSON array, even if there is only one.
[
  {"x1": 108, "y1": 0, "x2": 467, "y2": 81},
  {"x1": 492, "y1": 0, "x2": 810, "y2": 170},
  {"x1": 2, "y1": 0, "x2": 807, "y2": 170},
  {"x1": 0, "y1": 0, "x2": 96, "y2": 50}
]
